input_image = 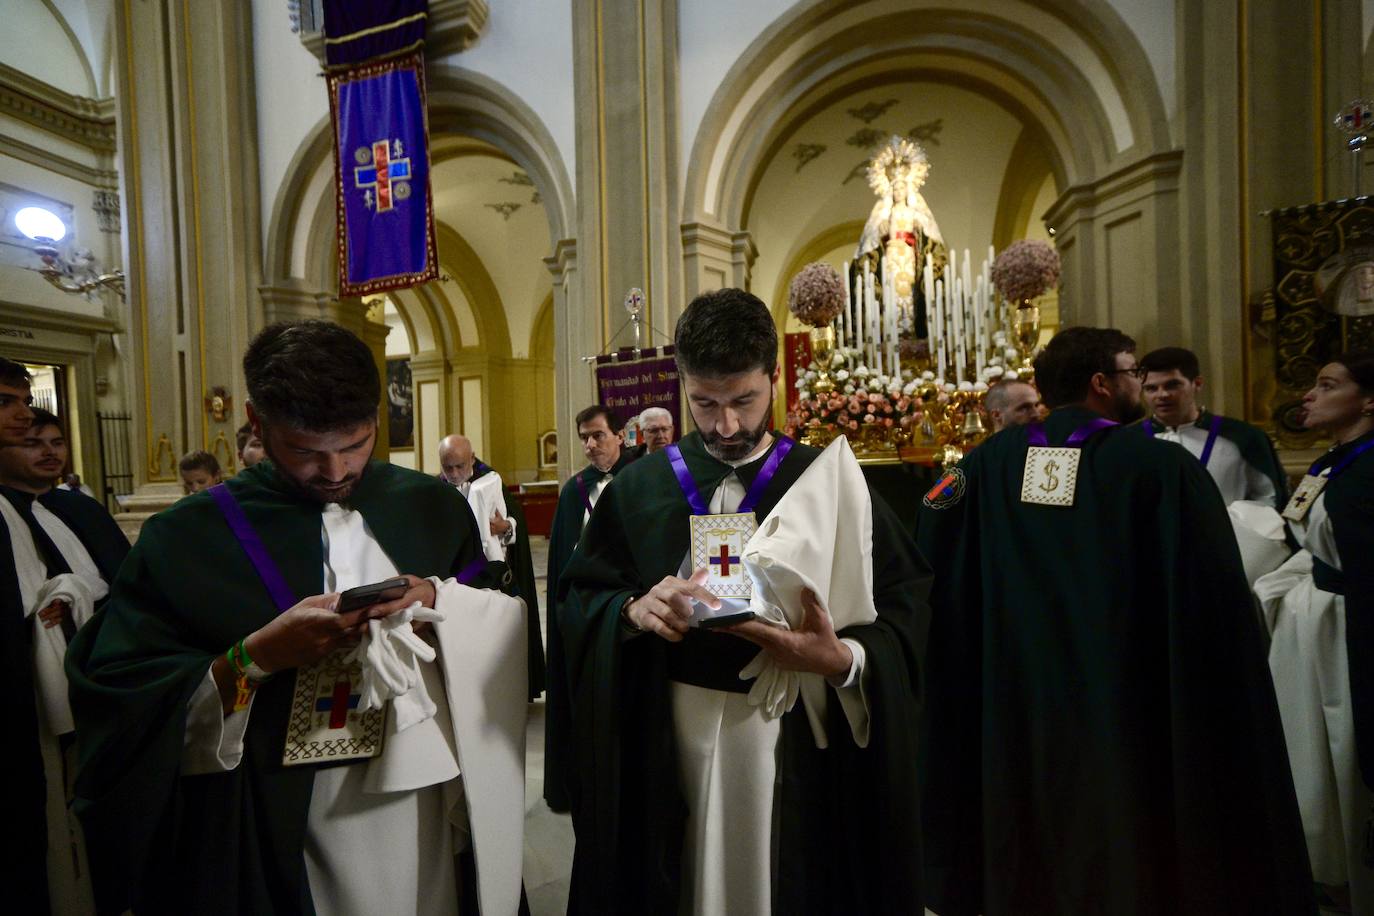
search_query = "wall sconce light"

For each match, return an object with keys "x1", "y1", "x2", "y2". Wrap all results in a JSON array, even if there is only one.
[{"x1": 15, "y1": 206, "x2": 126, "y2": 301}]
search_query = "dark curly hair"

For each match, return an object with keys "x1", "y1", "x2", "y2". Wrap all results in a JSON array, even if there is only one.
[{"x1": 243, "y1": 320, "x2": 379, "y2": 431}]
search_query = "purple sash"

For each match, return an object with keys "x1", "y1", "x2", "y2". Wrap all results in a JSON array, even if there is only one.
[
  {"x1": 1308, "y1": 437, "x2": 1374, "y2": 479},
  {"x1": 1144, "y1": 414, "x2": 1224, "y2": 468},
  {"x1": 1028, "y1": 417, "x2": 1118, "y2": 449},
  {"x1": 573, "y1": 473, "x2": 596, "y2": 515},
  {"x1": 665, "y1": 436, "x2": 795, "y2": 516},
  {"x1": 208, "y1": 483, "x2": 487, "y2": 612}
]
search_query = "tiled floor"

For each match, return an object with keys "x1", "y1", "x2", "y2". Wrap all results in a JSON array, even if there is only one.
[{"x1": 523, "y1": 538, "x2": 574, "y2": 915}]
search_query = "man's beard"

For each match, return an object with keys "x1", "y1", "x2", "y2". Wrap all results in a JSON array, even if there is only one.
[
  {"x1": 1111, "y1": 389, "x2": 1146, "y2": 424},
  {"x1": 263, "y1": 442, "x2": 365, "y2": 504},
  {"x1": 700, "y1": 398, "x2": 773, "y2": 462}
]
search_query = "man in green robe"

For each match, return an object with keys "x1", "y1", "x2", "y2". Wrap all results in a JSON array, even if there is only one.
[
  {"x1": 917, "y1": 327, "x2": 1314, "y2": 915},
  {"x1": 542, "y1": 404, "x2": 637, "y2": 812},
  {"x1": 1140, "y1": 345, "x2": 1288, "y2": 508},
  {"x1": 67, "y1": 321, "x2": 515, "y2": 915},
  {"x1": 558, "y1": 289, "x2": 931, "y2": 914}
]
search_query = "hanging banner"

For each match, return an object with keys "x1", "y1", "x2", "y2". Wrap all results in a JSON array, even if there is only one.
[
  {"x1": 594, "y1": 347, "x2": 681, "y2": 430},
  {"x1": 323, "y1": 0, "x2": 428, "y2": 67},
  {"x1": 328, "y1": 52, "x2": 438, "y2": 297}
]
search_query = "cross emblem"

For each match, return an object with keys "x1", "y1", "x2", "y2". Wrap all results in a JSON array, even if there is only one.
[
  {"x1": 709, "y1": 543, "x2": 740, "y2": 577},
  {"x1": 316, "y1": 678, "x2": 362, "y2": 729},
  {"x1": 1292, "y1": 492, "x2": 1309, "y2": 508},
  {"x1": 354, "y1": 139, "x2": 411, "y2": 212}
]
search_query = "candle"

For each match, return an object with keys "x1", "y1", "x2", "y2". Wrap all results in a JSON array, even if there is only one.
[
  {"x1": 934, "y1": 278, "x2": 946, "y2": 380},
  {"x1": 854, "y1": 271, "x2": 864, "y2": 351},
  {"x1": 841, "y1": 260, "x2": 851, "y2": 349},
  {"x1": 923, "y1": 253, "x2": 935, "y2": 342}
]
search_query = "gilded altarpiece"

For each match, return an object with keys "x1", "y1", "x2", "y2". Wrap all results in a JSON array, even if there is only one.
[{"x1": 1270, "y1": 199, "x2": 1374, "y2": 446}]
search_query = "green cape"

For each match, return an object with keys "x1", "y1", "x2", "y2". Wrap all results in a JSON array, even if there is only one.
[
  {"x1": 917, "y1": 407, "x2": 1314, "y2": 915},
  {"x1": 1141, "y1": 410, "x2": 1289, "y2": 509},
  {"x1": 558, "y1": 433, "x2": 932, "y2": 914},
  {"x1": 542, "y1": 449, "x2": 638, "y2": 812},
  {"x1": 67, "y1": 460, "x2": 487, "y2": 915}
]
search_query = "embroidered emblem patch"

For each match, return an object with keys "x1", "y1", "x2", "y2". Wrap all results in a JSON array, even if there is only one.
[
  {"x1": 923, "y1": 468, "x2": 966, "y2": 509},
  {"x1": 689, "y1": 511, "x2": 756, "y2": 598},
  {"x1": 1020, "y1": 446, "x2": 1081, "y2": 507}
]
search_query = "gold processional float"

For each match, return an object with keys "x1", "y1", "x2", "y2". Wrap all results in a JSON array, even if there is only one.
[{"x1": 783, "y1": 136, "x2": 1062, "y2": 467}]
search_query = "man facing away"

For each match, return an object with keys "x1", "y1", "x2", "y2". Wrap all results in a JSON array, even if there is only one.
[
  {"x1": 541, "y1": 404, "x2": 638, "y2": 812},
  {"x1": 984, "y1": 378, "x2": 1042, "y2": 432},
  {"x1": 1140, "y1": 345, "x2": 1287, "y2": 509},
  {"x1": 68, "y1": 320, "x2": 527, "y2": 915},
  {"x1": 638, "y1": 405, "x2": 675, "y2": 453},
  {"x1": 558, "y1": 289, "x2": 931, "y2": 914},
  {"x1": 0, "y1": 406, "x2": 130, "y2": 916},
  {"x1": 917, "y1": 326, "x2": 1313, "y2": 915}
]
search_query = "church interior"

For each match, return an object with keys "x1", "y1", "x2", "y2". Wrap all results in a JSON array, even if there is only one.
[{"x1": 4, "y1": 1, "x2": 1373, "y2": 914}]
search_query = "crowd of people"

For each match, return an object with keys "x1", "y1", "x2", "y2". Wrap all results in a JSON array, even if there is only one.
[{"x1": 3, "y1": 288, "x2": 1373, "y2": 915}]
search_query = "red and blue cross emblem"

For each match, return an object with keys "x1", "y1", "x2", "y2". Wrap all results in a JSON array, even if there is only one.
[
  {"x1": 710, "y1": 543, "x2": 740, "y2": 577},
  {"x1": 354, "y1": 139, "x2": 412, "y2": 213},
  {"x1": 316, "y1": 677, "x2": 362, "y2": 729}
]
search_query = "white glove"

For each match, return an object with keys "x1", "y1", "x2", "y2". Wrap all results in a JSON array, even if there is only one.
[
  {"x1": 349, "y1": 601, "x2": 446, "y2": 732},
  {"x1": 739, "y1": 645, "x2": 801, "y2": 720}
]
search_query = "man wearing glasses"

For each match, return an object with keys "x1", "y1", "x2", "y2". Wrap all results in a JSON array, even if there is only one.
[{"x1": 916, "y1": 327, "x2": 1313, "y2": 915}]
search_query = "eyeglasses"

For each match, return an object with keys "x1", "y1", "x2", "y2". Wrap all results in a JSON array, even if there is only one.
[{"x1": 1105, "y1": 366, "x2": 1147, "y2": 380}]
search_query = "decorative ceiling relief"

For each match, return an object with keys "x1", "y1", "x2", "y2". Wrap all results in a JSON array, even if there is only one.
[
  {"x1": 847, "y1": 99, "x2": 898, "y2": 124},
  {"x1": 792, "y1": 143, "x2": 826, "y2": 172},
  {"x1": 908, "y1": 118, "x2": 944, "y2": 146},
  {"x1": 846, "y1": 127, "x2": 886, "y2": 150},
  {"x1": 485, "y1": 202, "x2": 521, "y2": 220}
]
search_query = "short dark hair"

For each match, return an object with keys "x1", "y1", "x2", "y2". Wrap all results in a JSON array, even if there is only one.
[
  {"x1": 674, "y1": 288, "x2": 778, "y2": 378},
  {"x1": 236, "y1": 422, "x2": 253, "y2": 453},
  {"x1": 984, "y1": 379, "x2": 1034, "y2": 415},
  {"x1": 1140, "y1": 346, "x2": 1200, "y2": 380},
  {"x1": 1032, "y1": 326, "x2": 1137, "y2": 409},
  {"x1": 1334, "y1": 350, "x2": 1374, "y2": 392},
  {"x1": 178, "y1": 450, "x2": 221, "y2": 476},
  {"x1": 243, "y1": 320, "x2": 379, "y2": 431},
  {"x1": 575, "y1": 404, "x2": 623, "y2": 434},
  {"x1": 0, "y1": 357, "x2": 31, "y2": 388},
  {"x1": 28, "y1": 407, "x2": 62, "y2": 435}
]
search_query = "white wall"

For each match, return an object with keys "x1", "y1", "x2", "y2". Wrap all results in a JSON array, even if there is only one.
[{"x1": 0, "y1": 3, "x2": 93, "y2": 96}]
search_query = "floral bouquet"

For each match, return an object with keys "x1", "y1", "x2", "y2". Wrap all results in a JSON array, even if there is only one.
[
  {"x1": 990, "y1": 239, "x2": 1060, "y2": 305},
  {"x1": 786, "y1": 361, "x2": 931, "y2": 439},
  {"x1": 788, "y1": 261, "x2": 846, "y2": 327}
]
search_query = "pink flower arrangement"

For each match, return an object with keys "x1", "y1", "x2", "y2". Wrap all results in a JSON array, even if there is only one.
[
  {"x1": 786, "y1": 386, "x2": 926, "y2": 437},
  {"x1": 991, "y1": 240, "x2": 1060, "y2": 304},
  {"x1": 788, "y1": 262, "x2": 846, "y2": 327}
]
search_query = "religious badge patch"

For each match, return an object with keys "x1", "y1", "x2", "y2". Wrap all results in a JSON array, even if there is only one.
[
  {"x1": 923, "y1": 468, "x2": 966, "y2": 509},
  {"x1": 690, "y1": 511, "x2": 755, "y2": 598},
  {"x1": 282, "y1": 647, "x2": 386, "y2": 767},
  {"x1": 1021, "y1": 446, "x2": 1082, "y2": 507},
  {"x1": 1282, "y1": 473, "x2": 1328, "y2": 522}
]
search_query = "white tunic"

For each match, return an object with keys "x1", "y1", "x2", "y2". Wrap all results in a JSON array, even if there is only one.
[
  {"x1": 1152, "y1": 416, "x2": 1277, "y2": 505},
  {"x1": 1256, "y1": 491, "x2": 1374, "y2": 907},
  {"x1": 667, "y1": 445, "x2": 868, "y2": 916},
  {"x1": 183, "y1": 504, "x2": 460, "y2": 916},
  {"x1": 459, "y1": 471, "x2": 516, "y2": 562}
]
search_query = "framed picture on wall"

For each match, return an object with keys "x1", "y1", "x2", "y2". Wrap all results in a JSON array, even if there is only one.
[
  {"x1": 386, "y1": 358, "x2": 414, "y2": 448},
  {"x1": 538, "y1": 429, "x2": 557, "y2": 469}
]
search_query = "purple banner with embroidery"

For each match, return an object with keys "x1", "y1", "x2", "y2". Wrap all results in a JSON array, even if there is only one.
[
  {"x1": 323, "y1": 0, "x2": 428, "y2": 68},
  {"x1": 329, "y1": 53, "x2": 438, "y2": 297},
  {"x1": 594, "y1": 347, "x2": 680, "y2": 433}
]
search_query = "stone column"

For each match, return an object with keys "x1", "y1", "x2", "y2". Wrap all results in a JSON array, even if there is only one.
[
  {"x1": 681, "y1": 218, "x2": 758, "y2": 301},
  {"x1": 570, "y1": 0, "x2": 683, "y2": 349},
  {"x1": 546, "y1": 239, "x2": 589, "y2": 481},
  {"x1": 114, "y1": 0, "x2": 262, "y2": 518}
]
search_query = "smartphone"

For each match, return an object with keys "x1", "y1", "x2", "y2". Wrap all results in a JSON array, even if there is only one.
[
  {"x1": 696, "y1": 610, "x2": 756, "y2": 629},
  {"x1": 337, "y1": 577, "x2": 409, "y2": 613}
]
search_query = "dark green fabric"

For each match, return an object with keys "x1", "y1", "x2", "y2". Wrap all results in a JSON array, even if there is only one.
[
  {"x1": 916, "y1": 406, "x2": 1315, "y2": 916},
  {"x1": 67, "y1": 460, "x2": 486, "y2": 916},
  {"x1": 542, "y1": 450, "x2": 637, "y2": 812},
  {"x1": 859, "y1": 461, "x2": 935, "y2": 539},
  {"x1": 1, "y1": 518, "x2": 49, "y2": 915},
  {"x1": 558, "y1": 433, "x2": 931, "y2": 914},
  {"x1": 1325, "y1": 430, "x2": 1374, "y2": 790}
]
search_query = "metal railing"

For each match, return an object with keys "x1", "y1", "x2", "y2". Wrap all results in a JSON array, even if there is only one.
[{"x1": 96, "y1": 411, "x2": 133, "y2": 513}]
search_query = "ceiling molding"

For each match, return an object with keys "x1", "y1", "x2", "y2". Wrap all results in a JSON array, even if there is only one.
[
  {"x1": 0, "y1": 133, "x2": 117, "y2": 188},
  {"x1": 0, "y1": 61, "x2": 115, "y2": 153}
]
